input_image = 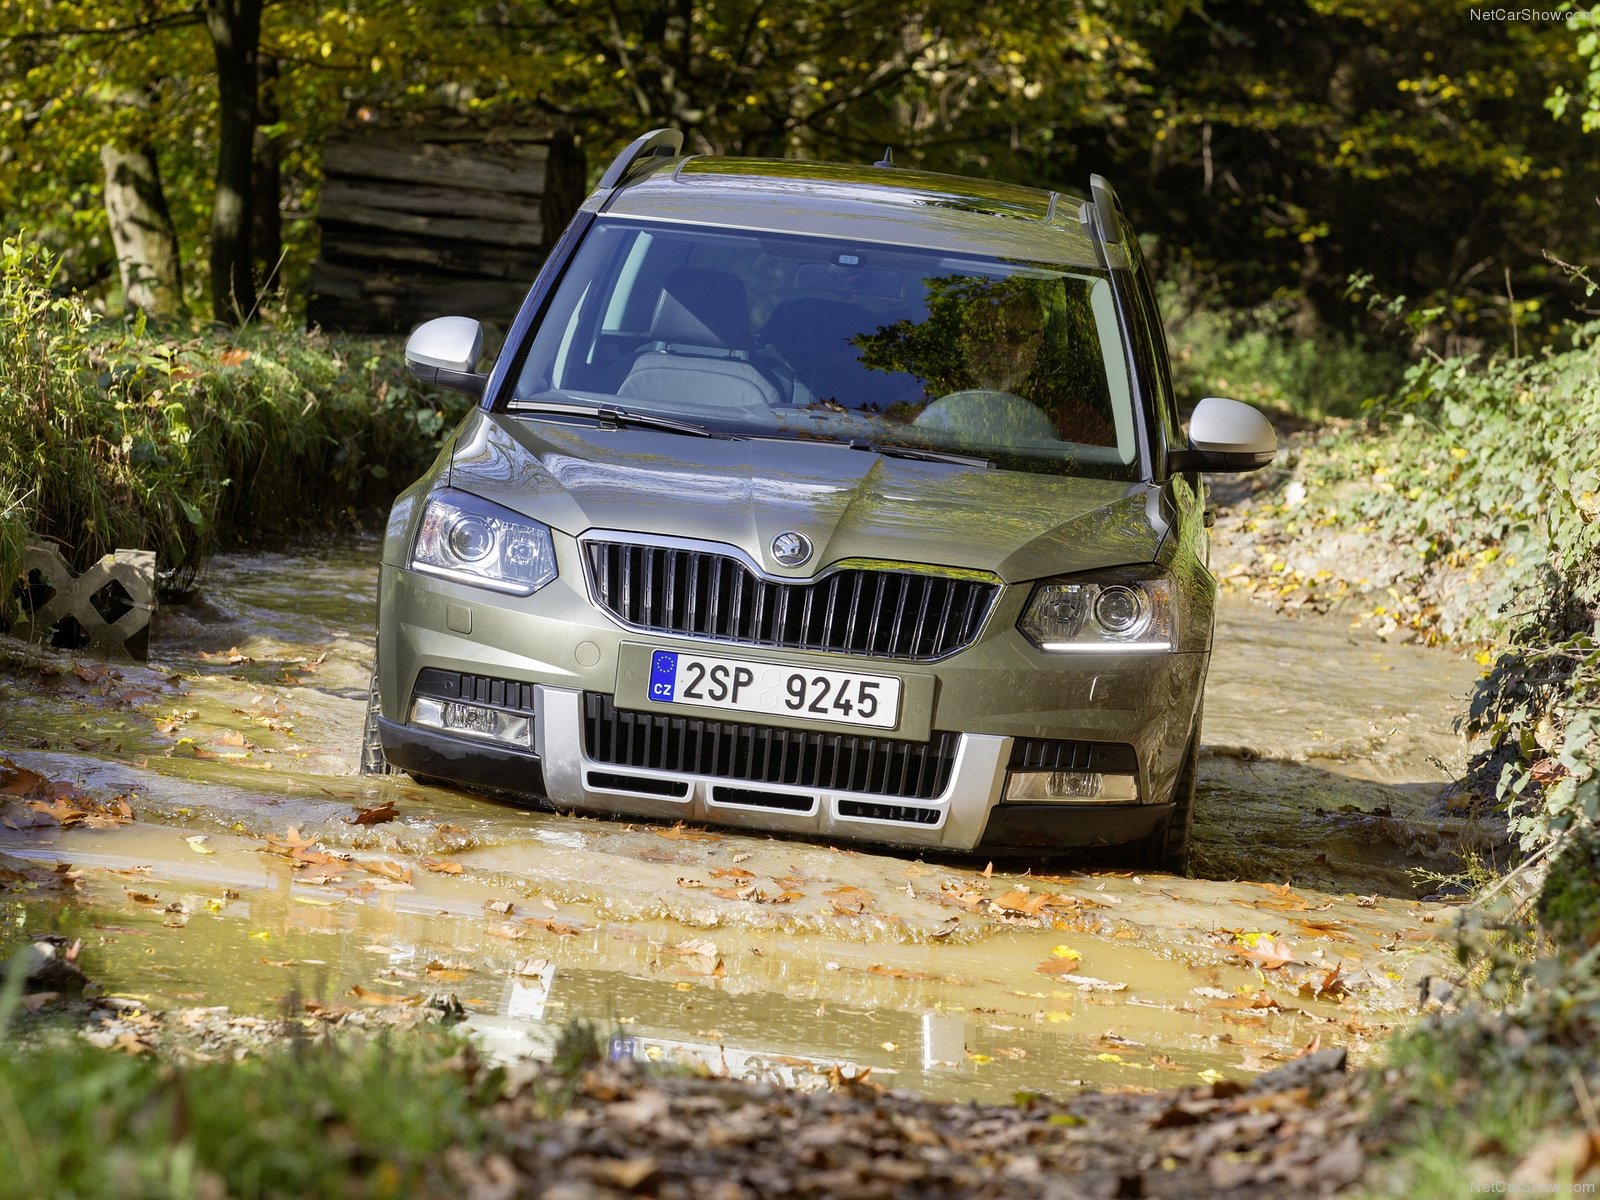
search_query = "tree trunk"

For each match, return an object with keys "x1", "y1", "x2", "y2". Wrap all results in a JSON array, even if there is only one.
[
  {"x1": 252, "y1": 51, "x2": 282, "y2": 295},
  {"x1": 206, "y1": 0, "x2": 263, "y2": 325},
  {"x1": 100, "y1": 140, "x2": 184, "y2": 319}
]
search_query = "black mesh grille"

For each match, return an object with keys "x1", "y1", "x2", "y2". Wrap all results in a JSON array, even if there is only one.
[
  {"x1": 584, "y1": 542, "x2": 996, "y2": 660},
  {"x1": 1008, "y1": 737, "x2": 1138, "y2": 774},
  {"x1": 413, "y1": 668, "x2": 537, "y2": 713},
  {"x1": 837, "y1": 800, "x2": 941, "y2": 825},
  {"x1": 583, "y1": 693, "x2": 958, "y2": 800}
]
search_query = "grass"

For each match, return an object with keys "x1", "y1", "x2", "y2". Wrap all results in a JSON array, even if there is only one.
[
  {"x1": 0, "y1": 235, "x2": 470, "y2": 615},
  {"x1": 0, "y1": 1027, "x2": 496, "y2": 1199}
]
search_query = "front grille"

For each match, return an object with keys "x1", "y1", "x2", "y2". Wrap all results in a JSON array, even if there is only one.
[
  {"x1": 1008, "y1": 737, "x2": 1138, "y2": 774},
  {"x1": 711, "y1": 786, "x2": 816, "y2": 813},
  {"x1": 583, "y1": 693, "x2": 958, "y2": 800},
  {"x1": 413, "y1": 668, "x2": 537, "y2": 713},
  {"x1": 837, "y1": 800, "x2": 940, "y2": 825},
  {"x1": 584, "y1": 541, "x2": 997, "y2": 660}
]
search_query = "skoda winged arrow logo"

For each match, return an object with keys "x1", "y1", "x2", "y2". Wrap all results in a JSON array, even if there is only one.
[{"x1": 771, "y1": 531, "x2": 813, "y2": 567}]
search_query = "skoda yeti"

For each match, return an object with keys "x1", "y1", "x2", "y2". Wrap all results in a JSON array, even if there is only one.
[{"x1": 362, "y1": 129, "x2": 1276, "y2": 872}]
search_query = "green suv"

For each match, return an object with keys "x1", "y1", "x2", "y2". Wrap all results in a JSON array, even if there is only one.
[{"x1": 363, "y1": 129, "x2": 1276, "y2": 872}]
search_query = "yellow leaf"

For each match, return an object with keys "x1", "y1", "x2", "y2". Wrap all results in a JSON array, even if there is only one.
[
  {"x1": 1046, "y1": 1011, "x2": 1073, "y2": 1023},
  {"x1": 1051, "y1": 945, "x2": 1081, "y2": 961},
  {"x1": 1096, "y1": 1053, "x2": 1124, "y2": 1063},
  {"x1": 185, "y1": 835, "x2": 214, "y2": 855}
]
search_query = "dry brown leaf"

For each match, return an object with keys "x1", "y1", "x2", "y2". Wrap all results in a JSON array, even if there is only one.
[
  {"x1": 652, "y1": 823, "x2": 721, "y2": 843},
  {"x1": 360, "y1": 859, "x2": 412, "y2": 884},
  {"x1": 1297, "y1": 964, "x2": 1349, "y2": 1002},
  {"x1": 421, "y1": 858, "x2": 464, "y2": 875},
  {"x1": 1035, "y1": 957, "x2": 1081, "y2": 978},
  {"x1": 348, "y1": 801, "x2": 399, "y2": 826},
  {"x1": 348, "y1": 985, "x2": 422, "y2": 1006}
]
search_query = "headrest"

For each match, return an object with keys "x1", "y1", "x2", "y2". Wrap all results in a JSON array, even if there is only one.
[{"x1": 649, "y1": 268, "x2": 752, "y2": 349}]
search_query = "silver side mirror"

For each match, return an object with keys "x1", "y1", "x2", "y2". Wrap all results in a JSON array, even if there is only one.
[
  {"x1": 1171, "y1": 396, "x2": 1277, "y2": 473},
  {"x1": 405, "y1": 316, "x2": 487, "y2": 398}
]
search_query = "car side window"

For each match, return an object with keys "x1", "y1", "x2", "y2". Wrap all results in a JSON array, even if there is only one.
[{"x1": 1125, "y1": 263, "x2": 1183, "y2": 450}]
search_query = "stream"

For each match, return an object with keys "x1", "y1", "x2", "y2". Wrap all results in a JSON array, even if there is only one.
[{"x1": 0, "y1": 533, "x2": 1483, "y2": 1103}]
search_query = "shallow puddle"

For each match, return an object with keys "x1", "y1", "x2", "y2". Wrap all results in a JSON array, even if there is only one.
[{"x1": 2, "y1": 535, "x2": 1482, "y2": 1102}]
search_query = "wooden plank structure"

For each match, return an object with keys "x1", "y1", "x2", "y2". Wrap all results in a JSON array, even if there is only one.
[{"x1": 308, "y1": 117, "x2": 586, "y2": 334}]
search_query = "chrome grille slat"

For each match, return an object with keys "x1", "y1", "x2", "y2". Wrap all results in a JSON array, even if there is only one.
[
  {"x1": 584, "y1": 541, "x2": 996, "y2": 661},
  {"x1": 585, "y1": 695, "x2": 959, "y2": 802}
]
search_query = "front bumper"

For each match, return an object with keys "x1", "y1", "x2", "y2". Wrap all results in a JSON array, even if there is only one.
[
  {"x1": 375, "y1": 561, "x2": 1204, "y2": 854},
  {"x1": 377, "y1": 686, "x2": 1169, "y2": 853}
]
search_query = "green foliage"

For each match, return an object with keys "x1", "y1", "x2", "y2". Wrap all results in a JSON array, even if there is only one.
[
  {"x1": 0, "y1": 1028, "x2": 494, "y2": 1199},
  {"x1": 1264, "y1": 314, "x2": 1599, "y2": 863},
  {"x1": 0, "y1": 237, "x2": 468, "y2": 594},
  {"x1": 1546, "y1": 3, "x2": 1600, "y2": 133},
  {"x1": 1094, "y1": 0, "x2": 1600, "y2": 344},
  {"x1": 1368, "y1": 950, "x2": 1600, "y2": 1195},
  {"x1": 1159, "y1": 275, "x2": 1407, "y2": 419}
]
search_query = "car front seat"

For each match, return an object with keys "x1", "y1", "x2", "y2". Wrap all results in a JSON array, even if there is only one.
[{"x1": 617, "y1": 268, "x2": 783, "y2": 411}]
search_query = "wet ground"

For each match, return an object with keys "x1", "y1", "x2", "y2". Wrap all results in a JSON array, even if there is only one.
[{"x1": 0, "y1": 534, "x2": 1483, "y2": 1103}]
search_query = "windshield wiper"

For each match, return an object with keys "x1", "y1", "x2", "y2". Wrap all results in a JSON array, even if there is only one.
[
  {"x1": 848, "y1": 439, "x2": 993, "y2": 469},
  {"x1": 507, "y1": 399, "x2": 738, "y2": 439}
]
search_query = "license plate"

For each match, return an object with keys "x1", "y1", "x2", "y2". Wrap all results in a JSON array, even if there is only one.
[{"x1": 647, "y1": 650, "x2": 901, "y2": 729}]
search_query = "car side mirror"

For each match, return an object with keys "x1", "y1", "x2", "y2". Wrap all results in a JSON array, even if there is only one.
[
  {"x1": 1168, "y1": 396, "x2": 1277, "y2": 474},
  {"x1": 405, "y1": 316, "x2": 487, "y2": 398}
]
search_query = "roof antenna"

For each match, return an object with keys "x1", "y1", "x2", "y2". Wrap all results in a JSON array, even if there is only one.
[{"x1": 873, "y1": 146, "x2": 897, "y2": 169}]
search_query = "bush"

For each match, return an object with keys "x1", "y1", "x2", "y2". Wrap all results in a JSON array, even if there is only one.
[{"x1": 0, "y1": 235, "x2": 471, "y2": 610}]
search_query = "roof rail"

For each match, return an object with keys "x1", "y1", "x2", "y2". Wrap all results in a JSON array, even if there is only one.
[
  {"x1": 1087, "y1": 174, "x2": 1121, "y2": 246},
  {"x1": 597, "y1": 128, "x2": 684, "y2": 191}
]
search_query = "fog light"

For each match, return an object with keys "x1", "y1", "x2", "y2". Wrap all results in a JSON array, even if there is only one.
[
  {"x1": 409, "y1": 696, "x2": 533, "y2": 748},
  {"x1": 1004, "y1": 769, "x2": 1138, "y2": 803}
]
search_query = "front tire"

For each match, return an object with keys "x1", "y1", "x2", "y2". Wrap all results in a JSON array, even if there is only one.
[
  {"x1": 359, "y1": 668, "x2": 396, "y2": 776},
  {"x1": 1132, "y1": 713, "x2": 1200, "y2": 875}
]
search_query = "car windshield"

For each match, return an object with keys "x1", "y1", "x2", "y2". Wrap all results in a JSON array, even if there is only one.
[{"x1": 511, "y1": 219, "x2": 1140, "y2": 479}]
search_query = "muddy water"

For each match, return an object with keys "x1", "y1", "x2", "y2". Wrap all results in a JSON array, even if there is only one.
[{"x1": 1, "y1": 536, "x2": 1481, "y2": 1102}]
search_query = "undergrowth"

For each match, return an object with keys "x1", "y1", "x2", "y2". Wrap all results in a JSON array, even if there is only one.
[
  {"x1": 0, "y1": 1027, "x2": 495, "y2": 1199},
  {"x1": 1233, "y1": 316, "x2": 1600, "y2": 1192},
  {"x1": 0, "y1": 236, "x2": 470, "y2": 614}
]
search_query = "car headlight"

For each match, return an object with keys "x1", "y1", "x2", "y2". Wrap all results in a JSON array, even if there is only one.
[
  {"x1": 412, "y1": 489, "x2": 557, "y2": 595},
  {"x1": 1018, "y1": 574, "x2": 1174, "y2": 652}
]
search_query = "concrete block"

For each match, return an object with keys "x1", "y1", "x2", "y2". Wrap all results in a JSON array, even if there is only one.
[{"x1": 11, "y1": 544, "x2": 158, "y2": 660}]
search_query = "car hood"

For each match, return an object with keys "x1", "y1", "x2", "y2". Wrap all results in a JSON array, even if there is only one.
[{"x1": 448, "y1": 412, "x2": 1166, "y2": 583}]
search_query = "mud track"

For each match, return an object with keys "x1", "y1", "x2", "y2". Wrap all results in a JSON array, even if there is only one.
[{"x1": 1, "y1": 532, "x2": 1481, "y2": 1102}]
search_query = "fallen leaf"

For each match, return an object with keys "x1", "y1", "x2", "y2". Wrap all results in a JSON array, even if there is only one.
[
  {"x1": 653, "y1": 823, "x2": 721, "y2": 843},
  {"x1": 359, "y1": 859, "x2": 412, "y2": 884},
  {"x1": 184, "y1": 835, "x2": 214, "y2": 855},
  {"x1": 1297, "y1": 964, "x2": 1349, "y2": 1002},
  {"x1": 420, "y1": 858, "x2": 464, "y2": 875},
  {"x1": 511, "y1": 957, "x2": 550, "y2": 978},
  {"x1": 484, "y1": 899, "x2": 515, "y2": 915},
  {"x1": 348, "y1": 985, "x2": 422, "y2": 1006},
  {"x1": 348, "y1": 801, "x2": 398, "y2": 826}
]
